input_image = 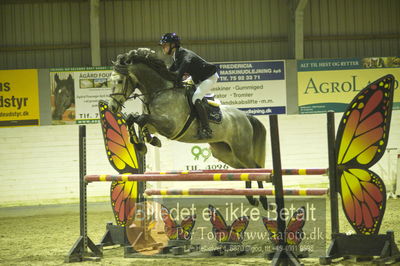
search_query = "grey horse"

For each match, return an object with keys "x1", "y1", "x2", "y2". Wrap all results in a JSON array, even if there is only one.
[{"x1": 108, "y1": 48, "x2": 268, "y2": 209}]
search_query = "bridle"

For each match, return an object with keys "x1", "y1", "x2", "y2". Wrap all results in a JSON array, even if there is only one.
[{"x1": 109, "y1": 74, "x2": 177, "y2": 112}]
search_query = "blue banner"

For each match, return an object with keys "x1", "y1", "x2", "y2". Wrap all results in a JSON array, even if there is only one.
[
  {"x1": 216, "y1": 61, "x2": 285, "y2": 82},
  {"x1": 211, "y1": 60, "x2": 287, "y2": 115}
]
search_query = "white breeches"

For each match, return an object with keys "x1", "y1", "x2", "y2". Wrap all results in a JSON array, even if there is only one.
[{"x1": 192, "y1": 73, "x2": 219, "y2": 104}]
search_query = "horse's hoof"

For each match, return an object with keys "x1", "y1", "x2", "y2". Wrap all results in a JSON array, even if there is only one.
[
  {"x1": 149, "y1": 136, "x2": 162, "y2": 147},
  {"x1": 130, "y1": 135, "x2": 147, "y2": 153}
]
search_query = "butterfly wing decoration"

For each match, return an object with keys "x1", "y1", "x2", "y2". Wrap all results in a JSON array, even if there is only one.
[
  {"x1": 208, "y1": 205, "x2": 230, "y2": 242},
  {"x1": 160, "y1": 204, "x2": 179, "y2": 240},
  {"x1": 178, "y1": 215, "x2": 196, "y2": 240},
  {"x1": 285, "y1": 206, "x2": 306, "y2": 245},
  {"x1": 99, "y1": 100, "x2": 140, "y2": 173},
  {"x1": 262, "y1": 206, "x2": 306, "y2": 245},
  {"x1": 110, "y1": 181, "x2": 138, "y2": 226},
  {"x1": 99, "y1": 100, "x2": 140, "y2": 226},
  {"x1": 160, "y1": 204, "x2": 196, "y2": 240},
  {"x1": 336, "y1": 75, "x2": 394, "y2": 235},
  {"x1": 262, "y1": 217, "x2": 280, "y2": 245},
  {"x1": 228, "y1": 216, "x2": 250, "y2": 242}
]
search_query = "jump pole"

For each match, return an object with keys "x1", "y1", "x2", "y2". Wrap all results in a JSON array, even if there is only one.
[
  {"x1": 85, "y1": 173, "x2": 271, "y2": 182},
  {"x1": 144, "y1": 188, "x2": 328, "y2": 196},
  {"x1": 145, "y1": 168, "x2": 328, "y2": 175}
]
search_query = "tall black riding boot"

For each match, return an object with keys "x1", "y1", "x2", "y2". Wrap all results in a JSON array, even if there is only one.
[{"x1": 194, "y1": 99, "x2": 212, "y2": 139}]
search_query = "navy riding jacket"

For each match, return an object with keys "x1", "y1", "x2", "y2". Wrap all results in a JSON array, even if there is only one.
[{"x1": 169, "y1": 47, "x2": 218, "y2": 84}]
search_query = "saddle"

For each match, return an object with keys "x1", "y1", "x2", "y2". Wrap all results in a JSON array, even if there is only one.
[
  {"x1": 184, "y1": 81, "x2": 222, "y2": 124},
  {"x1": 169, "y1": 81, "x2": 223, "y2": 140}
]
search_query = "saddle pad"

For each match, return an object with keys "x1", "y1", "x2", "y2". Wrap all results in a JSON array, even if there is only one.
[
  {"x1": 206, "y1": 102, "x2": 222, "y2": 124},
  {"x1": 206, "y1": 99, "x2": 221, "y2": 107}
]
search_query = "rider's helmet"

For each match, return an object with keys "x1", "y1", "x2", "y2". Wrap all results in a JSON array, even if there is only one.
[{"x1": 159, "y1": 33, "x2": 181, "y2": 47}]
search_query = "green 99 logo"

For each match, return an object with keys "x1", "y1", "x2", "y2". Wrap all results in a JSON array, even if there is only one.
[{"x1": 191, "y1": 146, "x2": 211, "y2": 162}]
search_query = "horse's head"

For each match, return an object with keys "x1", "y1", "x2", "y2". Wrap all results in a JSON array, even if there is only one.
[
  {"x1": 109, "y1": 71, "x2": 140, "y2": 113},
  {"x1": 109, "y1": 48, "x2": 178, "y2": 113},
  {"x1": 53, "y1": 74, "x2": 75, "y2": 120}
]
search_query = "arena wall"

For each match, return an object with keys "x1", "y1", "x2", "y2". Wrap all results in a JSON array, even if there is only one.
[
  {"x1": 1, "y1": 0, "x2": 400, "y2": 70},
  {"x1": 0, "y1": 111, "x2": 398, "y2": 206}
]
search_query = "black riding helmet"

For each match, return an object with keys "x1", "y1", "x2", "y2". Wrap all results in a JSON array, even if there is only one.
[{"x1": 159, "y1": 33, "x2": 181, "y2": 47}]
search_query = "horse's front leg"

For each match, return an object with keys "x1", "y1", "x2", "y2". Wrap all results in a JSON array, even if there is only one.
[
  {"x1": 126, "y1": 113, "x2": 149, "y2": 128},
  {"x1": 124, "y1": 114, "x2": 148, "y2": 154},
  {"x1": 126, "y1": 113, "x2": 163, "y2": 147},
  {"x1": 127, "y1": 113, "x2": 174, "y2": 134}
]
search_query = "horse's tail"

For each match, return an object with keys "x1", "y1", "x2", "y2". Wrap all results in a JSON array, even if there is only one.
[{"x1": 247, "y1": 115, "x2": 266, "y2": 168}]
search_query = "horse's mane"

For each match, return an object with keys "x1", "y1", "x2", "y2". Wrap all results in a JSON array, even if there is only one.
[{"x1": 112, "y1": 48, "x2": 177, "y2": 82}]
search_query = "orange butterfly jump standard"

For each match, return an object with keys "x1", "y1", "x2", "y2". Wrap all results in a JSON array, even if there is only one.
[
  {"x1": 335, "y1": 74, "x2": 394, "y2": 235},
  {"x1": 99, "y1": 100, "x2": 141, "y2": 226}
]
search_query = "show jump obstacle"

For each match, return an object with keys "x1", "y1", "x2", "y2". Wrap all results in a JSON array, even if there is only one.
[
  {"x1": 66, "y1": 114, "x2": 323, "y2": 265},
  {"x1": 66, "y1": 75, "x2": 400, "y2": 265}
]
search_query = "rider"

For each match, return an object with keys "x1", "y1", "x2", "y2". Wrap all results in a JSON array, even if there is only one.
[{"x1": 159, "y1": 33, "x2": 219, "y2": 139}]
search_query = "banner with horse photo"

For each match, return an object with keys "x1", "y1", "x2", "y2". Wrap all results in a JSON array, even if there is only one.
[
  {"x1": 297, "y1": 57, "x2": 400, "y2": 114},
  {"x1": 50, "y1": 67, "x2": 142, "y2": 125}
]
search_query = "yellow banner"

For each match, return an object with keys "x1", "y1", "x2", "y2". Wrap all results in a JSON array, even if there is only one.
[
  {"x1": 298, "y1": 64, "x2": 400, "y2": 114},
  {"x1": 0, "y1": 69, "x2": 40, "y2": 126}
]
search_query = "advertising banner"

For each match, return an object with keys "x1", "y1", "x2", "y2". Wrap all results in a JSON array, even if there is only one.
[
  {"x1": 0, "y1": 69, "x2": 40, "y2": 127},
  {"x1": 50, "y1": 61, "x2": 287, "y2": 125},
  {"x1": 298, "y1": 57, "x2": 400, "y2": 114},
  {"x1": 50, "y1": 67, "x2": 141, "y2": 124},
  {"x1": 213, "y1": 61, "x2": 286, "y2": 115}
]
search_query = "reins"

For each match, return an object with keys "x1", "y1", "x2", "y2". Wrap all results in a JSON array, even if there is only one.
[
  {"x1": 110, "y1": 74, "x2": 179, "y2": 113},
  {"x1": 134, "y1": 86, "x2": 179, "y2": 114}
]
